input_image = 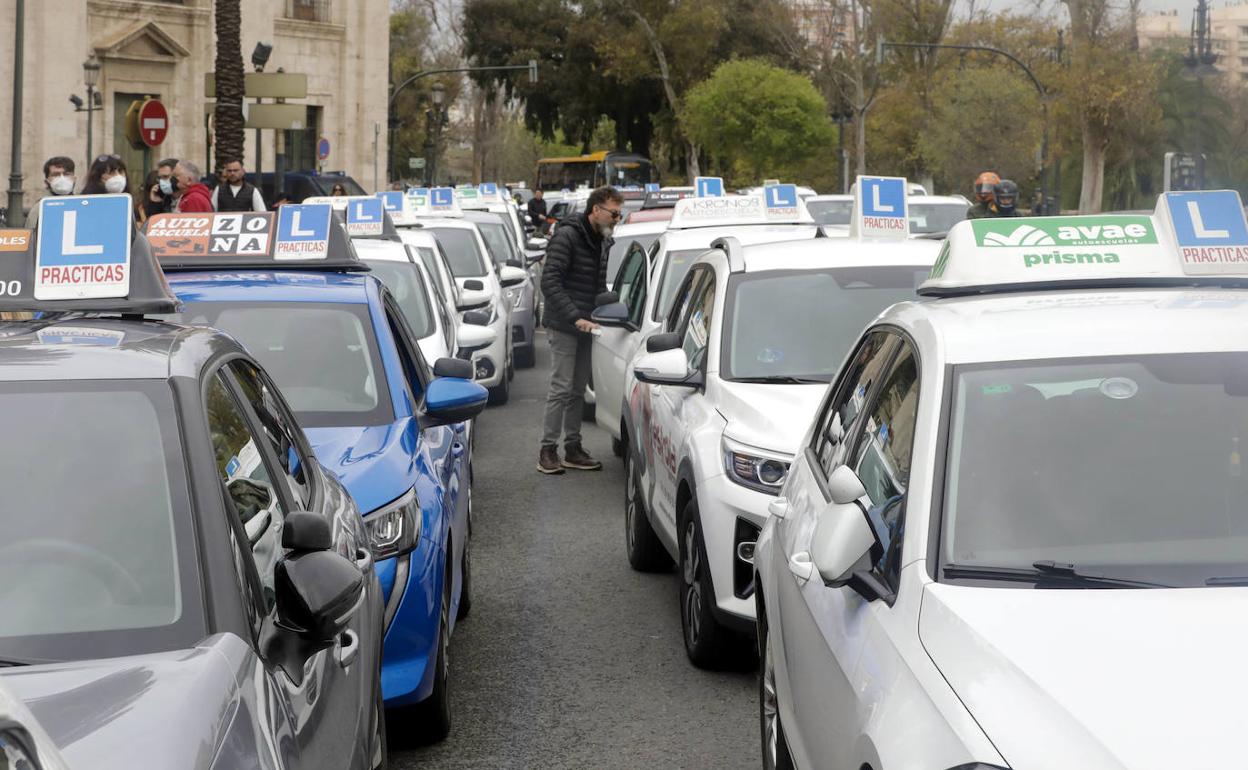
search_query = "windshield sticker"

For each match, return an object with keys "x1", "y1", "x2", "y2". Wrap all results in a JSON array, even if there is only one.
[{"x1": 973, "y1": 216, "x2": 1156, "y2": 248}]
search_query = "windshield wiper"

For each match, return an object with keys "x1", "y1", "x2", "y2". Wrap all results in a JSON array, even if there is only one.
[
  {"x1": 943, "y1": 561, "x2": 1171, "y2": 588},
  {"x1": 731, "y1": 375, "x2": 827, "y2": 384}
]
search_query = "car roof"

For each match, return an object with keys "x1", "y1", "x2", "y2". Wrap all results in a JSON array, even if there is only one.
[
  {"x1": 806, "y1": 194, "x2": 853, "y2": 203},
  {"x1": 353, "y1": 238, "x2": 410, "y2": 263},
  {"x1": 167, "y1": 270, "x2": 373, "y2": 304},
  {"x1": 412, "y1": 217, "x2": 476, "y2": 230},
  {"x1": 739, "y1": 236, "x2": 943, "y2": 273},
  {"x1": 615, "y1": 219, "x2": 669, "y2": 239},
  {"x1": 660, "y1": 224, "x2": 819, "y2": 252},
  {"x1": 624, "y1": 209, "x2": 673, "y2": 225},
  {"x1": 0, "y1": 317, "x2": 242, "y2": 382},
  {"x1": 395, "y1": 228, "x2": 439, "y2": 247},
  {"x1": 884, "y1": 289, "x2": 1248, "y2": 365}
]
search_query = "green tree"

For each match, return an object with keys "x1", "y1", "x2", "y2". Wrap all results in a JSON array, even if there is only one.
[
  {"x1": 682, "y1": 59, "x2": 835, "y2": 184},
  {"x1": 213, "y1": 0, "x2": 245, "y2": 173}
]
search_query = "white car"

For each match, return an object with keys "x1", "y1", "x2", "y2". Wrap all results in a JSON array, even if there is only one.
[
  {"x1": 755, "y1": 192, "x2": 1248, "y2": 769},
  {"x1": 807, "y1": 193, "x2": 968, "y2": 237},
  {"x1": 591, "y1": 194, "x2": 821, "y2": 454},
  {"x1": 414, "y1": 217, "x2": 527, "y2": 404},
  {"x1": 352, "y1": 237, "x2": 496, "y2": 364},
  {"x1": 596, "y1": 233, "x2": 939, "y2": 669},
  {"x1": 606, "y1": 218, "x2": 670, "y2": 288}
]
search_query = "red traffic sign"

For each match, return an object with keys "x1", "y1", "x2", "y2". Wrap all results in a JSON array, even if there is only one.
[{"x1": 138, "y1": 99, "x2": 169, "y2": 148}]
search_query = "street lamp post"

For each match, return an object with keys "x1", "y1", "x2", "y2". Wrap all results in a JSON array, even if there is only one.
[
  {"x1": 6, "y1": 0, "x2": 25, "y2": 226},
  {"x1": 82, "y1": 53, "x2": 101, "y2": 168},
  {"x1": 424, "y1": 83, "x2": 445, "y2": 187},
  {"x1": 252, "y1": 43, "x2": 273, "y2": 178}
]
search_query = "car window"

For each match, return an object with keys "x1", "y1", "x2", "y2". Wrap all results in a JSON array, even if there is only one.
[
  {"x1": 665, "y1": 265, "x2": 708, "y2": 333},
  {"x1": 429, "y1": 227, "x2": 489, "y2": 278},
  {"x1": 607, "y1": 233, "x2": 660, "y2": 278},
  {"x1": 614, "y1": 243, "x2": 648, "y2": 327},
  {"x1": 655, "y1": 249, "x2": 710, "y2": 322},
  {"x1": 847, "y1": 344, "x2": 918, "y2": 592},
  {"x1": 383, "y1": 295, "x2": 430, "y2": 406},
  {"x1": 477, "y1": 221, "x2": 520, "y2": 266},
  {"x1": 364, "y1": 259, "x2": 435, "y2": 340},
  {"x1": 206, "y1": 371, "x2": 285, "y2": 616},
  {"x1": 229, "y1": 359, "x2": 313, "y2": 510},
  {"x1": 806, "y1": 199, "x2": 853, "y2": 225},
  {"x1": 674, "y1": 268, "x2": 716, "y2": 372},
  {"x1": 909, "y1": 202, "x2": 969, "y2": 235},
  {"x1": 813, "y1": 331, "x2": 896, "y2": 477}
]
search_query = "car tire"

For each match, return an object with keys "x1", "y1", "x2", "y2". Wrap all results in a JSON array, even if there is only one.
[
  {"x1": 679, "y1": 498, "x2": 750, "y2": 669},
  {"x1": 760, "y1": 619, "x2": 795, "y2": 770},
  {"x1": 410, "y1": 562, "x2": 453, "y2": 743},
  {"x1": 611, "y1": 436, "x2": 625, "y2": 458},
  {"x1": 488, "y1": 371, "x2": 510, "y2": 406},
  {"x1": 372, "y1": 676, "x2": 388, "y2": 770},
  {"x1": 515, "y1": 344, "x2": 536, "y2": 369},
  {"x1": 624, "y1": 448, "x2": 672, "y2": 573}
]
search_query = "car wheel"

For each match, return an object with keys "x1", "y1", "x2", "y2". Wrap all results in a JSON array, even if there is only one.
[
  {"x1": 624, "y1": 448, "x2": 672, "y2": 573},
  {"x1": 507, "y1": 352, "x2": 515, "y2": 381},
  {"x1": 515, "y1": 344, "x2": 536, "y2": 369},
  {"x1": 611, "y1": 436, "x2": 625, "y2": 458},
  {"x1": 411, "y1": 562, "x2": 452, "y2": 742},
  {"x1": 760, "y1": 620, "x2": 794, "y2": 770},
  {"x1": 488, "y1": 370, "x2": 510, "y2": 406},
  {"x1": 372, "y1": 675, "x2": 388, "y2": 770},
  {"x1": 679, "y1": 498, "x2": 749, "y2": 669}
]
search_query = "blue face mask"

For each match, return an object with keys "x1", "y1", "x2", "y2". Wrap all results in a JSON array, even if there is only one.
[{"x1": 158, "y1": 178, "x2": 173, "y2": 196}]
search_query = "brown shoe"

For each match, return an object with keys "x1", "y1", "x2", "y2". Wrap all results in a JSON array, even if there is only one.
[
  {"x1": 537, "y1": 445, "x2": 565, "y2": 475},
  {"x1": 562, "y1": 443, "x2": 603, "y2": 471}
]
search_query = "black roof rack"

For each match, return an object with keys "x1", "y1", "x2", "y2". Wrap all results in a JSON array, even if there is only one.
[{"x1": 147, "y1": 207, "x2": 368, "y2": 272}]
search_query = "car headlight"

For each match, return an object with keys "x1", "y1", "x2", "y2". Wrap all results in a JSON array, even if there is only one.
[
  {"x1": 363, "y1": 488, "x2": 421, "y2": 560},
  {"x1": 723, "y1": 437, "x2": 791, "y2": 495}
]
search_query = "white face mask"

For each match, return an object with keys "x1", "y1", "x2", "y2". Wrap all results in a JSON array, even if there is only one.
[
  {"x1": 48, "y1": 175, "x2": 74, "y2": 196},
  {"x1": 104, "y1": 175, "x2": 127, "y2": 194}
]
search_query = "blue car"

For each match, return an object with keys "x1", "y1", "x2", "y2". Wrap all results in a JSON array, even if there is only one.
[{"x1": 149, "y1": 206, "x2": 487, "y2": 741}]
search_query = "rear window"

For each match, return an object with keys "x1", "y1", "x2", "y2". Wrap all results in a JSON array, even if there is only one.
[{"x1": 428, "y1": 228, "x2": 489, "y2": 278}]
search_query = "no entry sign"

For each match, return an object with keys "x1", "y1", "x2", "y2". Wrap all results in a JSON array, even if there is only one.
[{"x1": 138, "y1": 99, "x2": 169, "y2": 148}]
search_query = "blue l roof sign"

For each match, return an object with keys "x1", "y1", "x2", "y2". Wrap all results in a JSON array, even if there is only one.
[
  {"x1": 346, "y1": 196, "x2": 385, "y2": 236},
  {"x1": 35, "y1": 194, "x2": 132, "y2": 300},
  {"x1": 852, "y1": 175, "x2": 909, "y2": 239},
  {"x1": 478, "y1": 182, "x2": 498, "y2": 196},
  {"x1": 764, "y1": 184, "x2": 799, "y2": 215},
  {"x1": 376, "y1": 191, "x2": 404, "y2": 213},
  {"x1": 695, "y1": 176, "x2": 724, "y2": 197},
  {"x1": 1162, "y1": 190, "x2": 1248, "y2": 275},
  {"x1": 275, "y1": 204, "x2": 331, "y2": 260},
  {"x1": 431, "y1": 187, "x2": 455, "y2": 211}
]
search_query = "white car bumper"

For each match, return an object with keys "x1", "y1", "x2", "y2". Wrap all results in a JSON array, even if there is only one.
[{"x1": 698, "y1": 471, "x2": 772, "y2": 626}]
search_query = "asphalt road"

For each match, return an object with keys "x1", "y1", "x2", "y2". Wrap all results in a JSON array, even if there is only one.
[{"x1": 391, "y1": 332, "x2": 757, "y2": 769}]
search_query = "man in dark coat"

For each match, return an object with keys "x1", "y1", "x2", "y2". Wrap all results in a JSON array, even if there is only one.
[
  {"x1": 527, "y1": 189, "x2": 548, "y2": 231},
  {"x1": 537, "y1": 186, "x2": 624, "y2": 474}
]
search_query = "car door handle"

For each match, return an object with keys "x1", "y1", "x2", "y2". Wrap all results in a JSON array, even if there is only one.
[
  {"x1": 788, "y1": 551, "x2": 814, "y2": 583},
  {"x1": 336, "y1": 629, "x2": 360, "y2": 668},
  {"x1": 768, "y1": 497, "x2": 789, "y2": 519},
  {"x1": 354, "y1": 547, "x2": 372, "y2": 572}
]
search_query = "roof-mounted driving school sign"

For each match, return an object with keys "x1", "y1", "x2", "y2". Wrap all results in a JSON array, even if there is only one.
[
  {"x1": 34, "y1": 194, "x2": 132, "y2": 300},
  {"x1": 695, "y1": 176, "x2": 725, "y2": 197},
  {"x1": 376, "y1": 191, "x2": 405, "y2": 215},
  {"x1": 344, "y1": 196, "x2": 385, "y2": 236},
  {"x1": 763, "y1": 184, "x2": 800, "y2": 218},
  {"x1": 146, "y1": 213, "x2": 274, "y2": 257},
  {"x1": 850, "y1": 175, "x2": 909, "y2": 240},
  {"x1": 1157, "y1": 190, "x2": 1248, "y2": 275},
  {"x1": 430, "y1": 187, "x2": 456, "y2": 213},
  {"x1": 275, "y1": 204, "x2": 332, "y2": 260}
]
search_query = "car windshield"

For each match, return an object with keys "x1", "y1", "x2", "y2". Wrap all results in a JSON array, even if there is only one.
[
  {"x1": 724, "y1": 267, "x2": 928, "y2": 381},
  {"x1": 0, "y1": 380, "x2": 203, "y2": 663},
  {"x1": 321, "y1": 176, "x2": 366, "y2": 196},
  {"x1": 607, "y1": 233, "x2": 660, "y2": 280},
  {"x1": 170, "y1": 302, "x2": 393, "y2": 428},
  {"x1": 476, "y1": 221, "x2": 520, "y2": 266},
  {"x1": 942, "y1": 353, "x2": 1248, "y2": 587},
  {"x1": 363, "y1": 259, "x2": 435, "y2": 339},
  {"x1": 910, "y1": 202, "x2": 969, "y2": 234},
  {"x1": 806, "y1": 199, "x2": 853, "y2": 225},
  {"x1": 656, "y1": 248, "x2": 711, "y2": 320},
  {"x1": 429, "y1": 227, "x2": 489, "y2": 278}
]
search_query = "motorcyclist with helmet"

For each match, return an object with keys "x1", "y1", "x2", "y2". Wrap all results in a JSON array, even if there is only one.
[
  {"x1": 990, "y1": 179, "x2": 1023, "y2": 217},
  {"x1": 967, "y1": 171, "x2": 1000, "y2": 219}
]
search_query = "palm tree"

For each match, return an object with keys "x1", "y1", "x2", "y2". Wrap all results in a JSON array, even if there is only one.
[{"x1": 213, "y1": 0, "x2": 245, "y2": 175}]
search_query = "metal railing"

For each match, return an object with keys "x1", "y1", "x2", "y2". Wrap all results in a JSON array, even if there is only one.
[{"x1": 285, "y1": 0, "x2": 331, "y2": 23}]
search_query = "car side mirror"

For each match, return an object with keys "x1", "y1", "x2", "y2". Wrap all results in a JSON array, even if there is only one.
[
  {"x1": 273, "y1": 512, "x2": 364, "y2": 645},
  {"x1": 455, "y1": 322, "x2": 496, "y2": 353},
  {"x1": 282, "y1": 510, "x2": 332, "y2": 552},
  {"x1": 525, "y1": 237, "x2": 547, "y2": 251},
  {"x1": 810, "y1": 466, "x2": 893, "y2": 602},
  {"x1": 506, "y1": 258, "x2": 524, "y2": 269},
  {"x1": 596, "y1": 291, "x2": 619, "y2": 306},
  {"x1": 461, "y1": 309, "x2": 490, "y2": 327},
  {"x1": 463, "y1": 279, "x2": 485, "y2": 291},
  {"x1": 633, "y1": 348, "x2": 699, "y2": 387},
  {"x1": 457, "y1": 287, "x2": 492, "y2": 310},
  {"x1": 499, "y1": 265, "x2": 527, "y2": 287},
  {"x1": 433, "y1": 356, "x2": 474, "y2": 380},
  {"x1": 646, "y1": 332, "x2": 681, "y2": 353},
  {"x1": 423, "y1": 374, "x2": 490, "y2": 426},
  {"x1": 591, "y1": 301, "x2": 631, "y2": 328}
]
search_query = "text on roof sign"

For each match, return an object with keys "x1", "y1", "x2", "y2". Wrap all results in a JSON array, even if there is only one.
[
  {"x1": 275, "y1": 204, "x2": 332, "y2": 260},
  {"x1": 34, "y1": 195, "x2": 132, "y2": 300}
]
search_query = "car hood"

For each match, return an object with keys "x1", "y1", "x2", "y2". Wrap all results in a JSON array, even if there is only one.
[
  {"x1": 920, "y1": 583, "x2": 1248, "y2": 770},
  {"x1": 306, "y1": 420, "x2": 418, "y2": 514},
  {"x1": 0, "y1": 635, "x2": 256, "y2": 770},
  {"x1": 716, "y1": 380, "x2": 828, "y2": 455}
]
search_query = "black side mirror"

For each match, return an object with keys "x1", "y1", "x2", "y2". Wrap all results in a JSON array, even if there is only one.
[
  {"x1": 591, "y1": 302, "x2": 631, "y2": 327},
  {"x1": 506, "y1": 258, "x2": 524, "y2": 269},
  {"x1": 274, "y1": 549, "x2": 364, "y2": 643},
  {"x1": 434, "y1": 356, "x2": 474, "y2": 379},
  {"x1": 463, "y1": 279, "x2": 485, "y2": 291},
  {"x1": 462, "y1": 309, "x2": 490, "y2": 326},
  {"x1": 647, "y1": 332, "x2": 681, "y2": 353},
  {"x1": 282, "y1": 511, "x2": 332, "y2": 552},
  {"x1": 596, "y1": 291, "x2": 619, "y2": 306}
]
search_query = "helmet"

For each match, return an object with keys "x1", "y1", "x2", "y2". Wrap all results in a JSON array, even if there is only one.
[
  {"x1": 994, "y1": 179, "x2": 1019, "y2": 213},
  {"x1": 974, "y1": 171, "x2": 1000, "y2": 203}
]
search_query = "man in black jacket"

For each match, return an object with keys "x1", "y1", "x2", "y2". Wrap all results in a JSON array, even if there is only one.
[
  {"x1": 537, "y1": 186, "x2": 624, "y2": 474},
  {"x1": 527, "y1": 189, "x2": 548, "y2": 231}
]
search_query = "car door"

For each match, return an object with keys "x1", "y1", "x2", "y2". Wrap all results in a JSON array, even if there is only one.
[
  {"x1": 646, "y1": 265, "x2": 717, "y2": 538},
  {"x1": 775, "y1": 333, "x2": 919, "y2": 769},
  {"x1": 205, "y1": 366, "x2": 367, "y2": 770},
  {"x1": 594, "y1": 241, "x2": 649, "y2": 437}
]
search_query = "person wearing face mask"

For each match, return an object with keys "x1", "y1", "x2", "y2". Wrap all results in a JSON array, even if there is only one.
[
  {"x1": 81, "y1": 155, "x2": 145, "y2": 223},
  {"x1": 141, "y1": 158, "x2": 179, "y2": 219},
  {"x1": 172, "y1": 160, "x2": 214, "y2": 213},
  {"x1": 536, "y1": 185, "x2": 624, "y2": 475},
  {"x1": 43, "y1": 156, "x2": 76, "y2": 197}
]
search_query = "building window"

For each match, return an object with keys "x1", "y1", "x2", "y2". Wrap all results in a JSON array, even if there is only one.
[
  {"x1": 282, "y1": 105, "x2": 322, "y2": 173},
  {"x1": 285, "y1": 0, "x2": 331, "y2": 22},
  {"x1": 1240, "y1": 25, "x2": 1248, "y2": 36}
]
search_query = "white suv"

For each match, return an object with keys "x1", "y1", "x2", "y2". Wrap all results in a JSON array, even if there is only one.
[{"x1": 595, "y1": 235, "x2": 939, "y2": 667}]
